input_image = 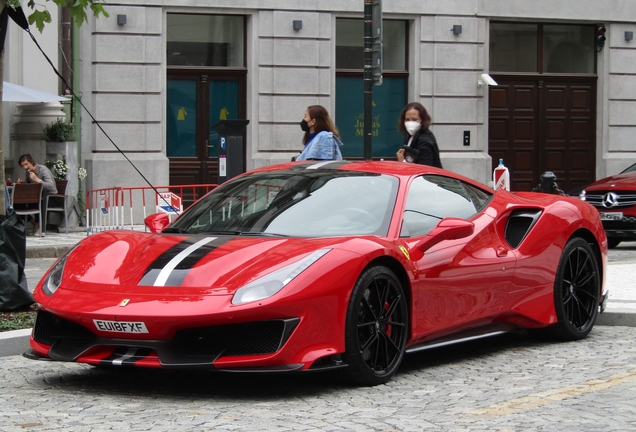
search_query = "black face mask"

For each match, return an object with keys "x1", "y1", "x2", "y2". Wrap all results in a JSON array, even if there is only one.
[{"x1": 300, "y1": 119, "x2": 310, "y2": 132}]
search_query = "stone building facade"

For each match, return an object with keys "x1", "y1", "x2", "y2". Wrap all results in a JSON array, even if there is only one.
[{"x1": 6, "y1": 1, "x2": 636, "y2": 195}]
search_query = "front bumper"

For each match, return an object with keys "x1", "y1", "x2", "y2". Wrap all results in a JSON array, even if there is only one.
[
  {"x1": 601, "y1": 219, "x2": 636, "y2": 240},
  {"x1": 600, "y1": 290, "x2": 609, "y2": 314},
  {"x1": 30, "y1": 310, "x2": 303, "y2": 369}
]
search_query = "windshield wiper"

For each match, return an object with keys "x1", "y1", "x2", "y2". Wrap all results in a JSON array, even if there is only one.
[
  {"x1": 197, "y1": 230, "x2": 244, "y2": 235},
  {"x1": 161, "y1": 227, "x2": 190, "y2": 234},
  {"x1": 179, "y1": 229, "x2": 290, "y2": 237},
  {"x1": 239, "y1": 232, "x2": 290, "y2": 237}
]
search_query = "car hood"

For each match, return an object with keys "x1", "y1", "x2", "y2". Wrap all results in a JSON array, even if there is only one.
[
  {"x1": 585, "y1": 171, "x2": 636, "y2": 191},
  {"x1": 58, "y1": 230, "x2": 360, "y2": 294}
]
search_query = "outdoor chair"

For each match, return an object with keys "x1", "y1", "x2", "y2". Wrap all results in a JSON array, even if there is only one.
[
  {"x1": 11, "y1": 182, "x2": 44, "y2": 237},
  {"x1": 45, "y1": 180, "x2": 69, "y2": 234}
]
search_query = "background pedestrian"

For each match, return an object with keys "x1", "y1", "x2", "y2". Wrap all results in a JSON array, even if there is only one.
[
  {"x1": 396, "y1": 102, "x2": 442, "y2": 168},
  {"x1": 296, "y1": 105, "x2": 344, "y2": 161},
  {"x1": 16, "y1": 154, "x2": 57, "y2": 234}
]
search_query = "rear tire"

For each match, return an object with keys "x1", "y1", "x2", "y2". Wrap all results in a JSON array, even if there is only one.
[
  {"x1": 341, "y1": 266, "x2": 409, "y2": 386},
  {"x1": 540, "y1": 237, "x2": 600, "y2": 340}
]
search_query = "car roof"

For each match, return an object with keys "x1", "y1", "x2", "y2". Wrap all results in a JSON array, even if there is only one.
[{"x1": 248, "y1": 160, "x2": 493, "y2": 191}]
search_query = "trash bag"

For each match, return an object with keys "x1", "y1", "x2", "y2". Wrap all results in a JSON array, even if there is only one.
[{"x1": 0, "y1": 208, "x2": 33, "y2": 311}]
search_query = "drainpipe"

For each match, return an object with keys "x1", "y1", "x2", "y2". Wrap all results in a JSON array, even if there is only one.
[
  {"x1": 61, "y1": 6, "x2": 81, "y2": 163},
  {"x1": 71, "y1": 19, "x2": 81, "y2": 158},
  {"x1": 61, "y1": 7, "x2": 71, "y2": 98}
]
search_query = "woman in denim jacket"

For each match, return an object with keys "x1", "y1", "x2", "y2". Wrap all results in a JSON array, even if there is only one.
[{"x1": 296, "y1": 105, "x2": 343, "y2": 161}]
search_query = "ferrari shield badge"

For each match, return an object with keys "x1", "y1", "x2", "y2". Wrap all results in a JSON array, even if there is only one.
[{"x1": 399, "y1": 245, "x2": 410, "y2": 261}]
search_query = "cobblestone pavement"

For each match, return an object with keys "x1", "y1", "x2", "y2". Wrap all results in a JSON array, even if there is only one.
[{"x1": 1, "y1": 327, "x2": 635, "y2": 431}]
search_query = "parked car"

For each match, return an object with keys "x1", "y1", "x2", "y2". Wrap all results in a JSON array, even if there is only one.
[
  {"x1": 25, "y1": 160, "x2": 608, "y2": 386},
  {"x1": 578, "y1": 162, "x2": 636, "y2": 248}
]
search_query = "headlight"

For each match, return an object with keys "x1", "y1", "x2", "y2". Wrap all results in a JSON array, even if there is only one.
[
  {"x1": 231, "y1": 249, "x2": 330, "y2": 305},
  {"x1": 579, "y1": 190, "x2": 586, "y2": 201},
  {"x1": 42, "y1": 248, "x2": 74, "y2": 296}
]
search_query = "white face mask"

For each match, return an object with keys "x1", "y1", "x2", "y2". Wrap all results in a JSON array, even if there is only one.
[{"x1": 405, "y1": 121, "x2": 421, "y2": 136}]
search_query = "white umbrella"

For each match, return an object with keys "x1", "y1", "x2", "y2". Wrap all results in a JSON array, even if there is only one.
[{"x1": 2, "y1": 81, "x2": 70, "y2": 103}]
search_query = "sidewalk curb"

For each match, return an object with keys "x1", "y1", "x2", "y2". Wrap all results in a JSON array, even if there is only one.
[
  {"x1": 26, "y1": 245, "x2": 74, "y2": 259},
  {"x1": 0, "y1": 328, "x2": 31, "y2": 357},
  {"x1": 596, "y1": 311, "x2": 636, "y2": 327}
]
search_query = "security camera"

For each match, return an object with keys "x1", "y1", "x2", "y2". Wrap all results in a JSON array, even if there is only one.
[{"x1": 478, "y1": 73, "x2": 498, "y2": 87}]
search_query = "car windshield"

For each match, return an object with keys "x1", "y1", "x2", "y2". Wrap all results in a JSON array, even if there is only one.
[
  {"x1": 621, "y1": 162, "x2": 636, "y2": 174},
  {"x1": 169, "y1": 170, "x2": 399, "y2": 237}
]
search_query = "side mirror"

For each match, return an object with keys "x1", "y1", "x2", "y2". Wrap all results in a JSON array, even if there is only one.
[
  {"x1": 414, "y1": 218, "x2": 474, "y2": 252},
  {"x1": 144, "y1": 213, "x2": 170, "y2": 233}
]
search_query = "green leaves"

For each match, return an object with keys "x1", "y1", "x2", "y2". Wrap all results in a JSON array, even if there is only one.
[
  {"x1": 11, "y1": 0, "x2": 109, "y2": 33},
  {"x1": 42, "y1": 119, "x2": 76, "y2": 142},
  {"x1": 27, "y1": 10, "x2": 51, "y2": 33}
]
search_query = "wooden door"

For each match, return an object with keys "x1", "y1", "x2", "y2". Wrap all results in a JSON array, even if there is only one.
[
  {"x1": 488, "y1": 77, "x2": 596, "y2": 192},
  {"x1": 167, "y1": 71, "x2": 245, "y2": 187}
]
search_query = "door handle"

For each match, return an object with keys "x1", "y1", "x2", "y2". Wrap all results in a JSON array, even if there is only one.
[
  {"x1": 206, "y1": 139, "x2": 214, "y2": 149},
  {"x1": 497, "y1": 247, "x2": 508, "y2": 257}
]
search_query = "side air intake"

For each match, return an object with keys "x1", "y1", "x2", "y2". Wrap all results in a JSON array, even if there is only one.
[{"x1": 504, "y1": 209, "x2": 542, "y2": 248}]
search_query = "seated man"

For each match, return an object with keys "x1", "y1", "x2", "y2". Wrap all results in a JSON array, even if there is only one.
[{"x1": 15, "y1": 153, "x2": 57, "y2": 234}]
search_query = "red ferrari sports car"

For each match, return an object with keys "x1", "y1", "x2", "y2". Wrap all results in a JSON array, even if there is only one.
[{"x1": 26, "y1": 161, "x2": 608, "y2": 385}]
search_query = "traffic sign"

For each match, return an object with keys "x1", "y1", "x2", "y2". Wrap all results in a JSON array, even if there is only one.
[{"x1": 156, "y1": 192, "x2": 182, "y2": 214}]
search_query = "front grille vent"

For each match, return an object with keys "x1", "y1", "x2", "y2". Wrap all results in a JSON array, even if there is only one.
[
  {"x1": 33, "y1": 310, "x2": 97, "y2": 348},
  {"x1": 585, "y1": 191, "x2": 636, "y2": 209},
  {"x1": 174, "y1": 318, "x2": 299, "y2": 358}
]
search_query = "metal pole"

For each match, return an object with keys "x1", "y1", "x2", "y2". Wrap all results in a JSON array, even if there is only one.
[
  {"x1": 363, "y1": 0, "x2": 373, "y2": 161},
  {"x1": 0, "y1": 1, "x2": 6, "y2": 215}
]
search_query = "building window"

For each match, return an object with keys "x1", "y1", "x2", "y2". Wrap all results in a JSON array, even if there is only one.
[
  {"x1": 336, "y1": 19, "x2": 407, "y2": 71},
  {"x1": 543, "y1": 25, "x2": 595, "y2": 73},
  {"x1": 336, "y1": 19, "x2": 408, "y2": 158},
  {"x1": 490, "y1": 23, "x2": 595, "y2": 74},
  {"x1": 489, "y1": 23, "x2": 538, "y2": 72},
  {"x1": 167, "y1": 14, "x2": 245, "y2": 67}
]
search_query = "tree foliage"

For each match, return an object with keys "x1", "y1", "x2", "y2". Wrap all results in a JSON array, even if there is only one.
[{"x1": 7, "y1": 0, "x2": 109, "y2": 33}]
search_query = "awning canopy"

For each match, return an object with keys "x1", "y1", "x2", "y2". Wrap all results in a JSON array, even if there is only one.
[{"x1": 2, "y1": 82, "x2": 70, "y2": 103}]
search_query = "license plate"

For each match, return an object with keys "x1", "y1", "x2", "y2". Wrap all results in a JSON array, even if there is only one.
[
  {"x1": 600, "y1": 212, "x2": 623, "y2": 221},
  {"x1": 93, "y1": 320, "x2": 149, "y2": 333}
]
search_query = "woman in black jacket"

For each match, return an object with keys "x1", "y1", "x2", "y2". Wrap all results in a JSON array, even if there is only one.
[{"x1": 395, "y1": 102, "x2": 442, "y2": 168}]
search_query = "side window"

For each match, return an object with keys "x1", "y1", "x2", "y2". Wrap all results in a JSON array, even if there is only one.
[
  {"x1": 463, "y1": 183, "x2": 492, "y2": 211},
  {"x1": 400, "y1": 175, "x2": 492, "y2": 237}
]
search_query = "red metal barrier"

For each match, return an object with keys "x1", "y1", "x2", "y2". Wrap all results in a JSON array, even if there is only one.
[{"x1": 86, "y1": 184, "x2": 218, "y2": 235}]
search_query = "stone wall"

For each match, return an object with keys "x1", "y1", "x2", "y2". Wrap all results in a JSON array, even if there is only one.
[
  {"x1": 81, "y1": 4, "x2": 168, "y2": 194},
  {"x1": 604, "y1": 23, "x2": 636, "y2": 177},
  {"x1": 78, "y1": 0, "x2": 636, "y2": 187}
]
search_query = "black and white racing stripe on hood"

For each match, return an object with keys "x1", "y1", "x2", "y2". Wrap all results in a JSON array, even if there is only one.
[{"x1": 139, "y1": 236, "x2": 230, "y2": 287}]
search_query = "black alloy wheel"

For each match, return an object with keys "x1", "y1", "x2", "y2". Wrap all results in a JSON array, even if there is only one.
[
  {"x1": 543, "y1": 237, "x2": 600, "y2": 340},
  {"x1": 341, "y1": 265, "x2": 409, "y2": 386}
]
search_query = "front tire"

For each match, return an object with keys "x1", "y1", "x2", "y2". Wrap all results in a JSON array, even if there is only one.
[
  {"x1": 341, "y1": 266, "x2": 409, "y2": 386},
  {"x1": 543, "y1": 237, "x2": 600, "y2": 340}
]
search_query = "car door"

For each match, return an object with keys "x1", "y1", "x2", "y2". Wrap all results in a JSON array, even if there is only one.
[{"x1": 400, "y1": 175, "x2": 517, "y2": 339}]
